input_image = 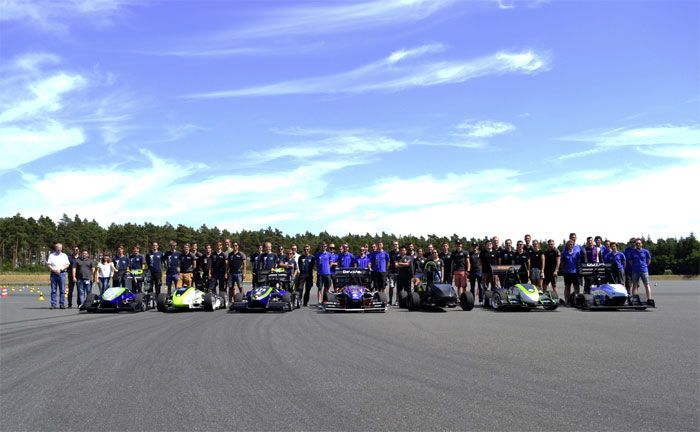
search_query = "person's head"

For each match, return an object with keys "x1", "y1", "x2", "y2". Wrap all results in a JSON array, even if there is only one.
[
  {"x1": 169, "y1": 240, "x2": 177, "y2": 251},
  {"x1": 81, "y1": 249, "x2": 89, "y2": 259},
  {"x1": 286, "y1": 248, "x2": 294, "y2": 258},
  {"x1": 291, "y1": 244, "x2": 298, "y2": 253},
  {"x1": 133, "y1": 245, "x2": 140, "y2": 254},
  {"x1": 604, "y1": 240, "x2": 611, "y2": 248},
  {"x1": 303, "y1": 244, "x2": 311, "y2": 255},
  {"x1": 569, "y1": 233, "x2": 577, "y2": 242},
  {"x1": 257, "y1": 243, "x2": 263, "y2": 252},
  {"x1": 264, "y1": 242, "x2": 272, "y2": 252},
  {"x1": 376, "y1": 241, "x2": 383, "y2": 250},
  {"x1": 224, "y1": 239, "x2": 231, "y2": 248},
  {"x1": 278, "y1": 245, "x2": 285, "y2": 254},
  {"x1": 492, "y1": 236, "x2": 500, "y2": 247},
  {"x1": 516, "y1": 241, "x2": 524, "y2": 251},
  {"x1": 328, "y1": 243, "x2": 336, "y2": 253},
  {"x1": 371, "y1": 243, "x2": 377, "y2": 252},
  {"x1": 586, "y1": 236, "x2": 594, "y2": 247},
  {"x1": 611, "y1": 242, "x2": 619, "y2": 252},
  {"x1": 117, "y1": 246, "x2": 124, "y2": 255},
  {"x1": 391, "y1": 241, "x2": 399, "y2": 251},
  {"x1": 409, "y1": 243, "x2": 415, "y2": 252},
  {"x1": 485, "y1": 240, "x2": 493, "y2": 251},
  {"x1": 635, "y1": 239, "x2": 643, "y2": 250},
  {"x1": 72, "y1": 244, "x2": 79, "y2": 255},
  {"x1": 547, "y1": 239, "x2": 555, "y2": 250},
  {"x1": 455, "y1": 240, "x2": 463, "y2": 250},
  {"x1": 594, "y1": 236, "x2": 603, "y2": 246},
  {"x1": 400, "y1": 245, "x2": 407, "y2": 255},
  {"x1": 320, "y1": 242, "x2": 327, "y2": 252},
  {"x1": 232, "y1": 241, "x2": 239, "y2": 251},
  {"x1": 471, "y1": 243, "x2": 479, "y2": 252},
  {"x1": 532, "y1": 239, "x2": 540, "y2": 250},
  {"x1": 629, "y1": 237, "x2": 636, "y2": 245},
  {"x1": 216, "y1": 240, "x2": 223, "y2": 251},
  {"x1": 152, "y1": 242, "x2": 159, "y2": 251},
  {"x1": 417, "y1": 248, "x2": 424, "y2": 257},
  {"x1": 360, "y1": 245, "x2": 367, "y2": 255},
  {"x1": 191, "y1": 242, "x2": 198, "y2": 251},
  {"x1": 427, "y1": 243, "x2": 434, "y2": 253},
  {"x1": 442, "y1": 242, "x2": 449, "y2": 252},
  {"x1": 183, "y1": 243, "x2": 190, "y2": 253},
  {"x1": 566, "y1": 240, "x2": 574, "y2": 250},
  {"x1": 505, "y1": 239, "x2": 512, "y2": 249},
  {"x1": 102, "y1": 255, "x2": 110, "y2": 263},
  {"x1": 205, "y1": 243, "x2": 212, "y2": 253},
  {"x1": 524, "y1": 234, "x2": 532, "y2": 244}
]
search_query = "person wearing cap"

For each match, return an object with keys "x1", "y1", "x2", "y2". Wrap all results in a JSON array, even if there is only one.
[
  {"x1": 47, "y1": 242, "x2": 70, "y2": 309},
  {"x1": 451, "y1": 240, "x2": 469, "y2": 300}
]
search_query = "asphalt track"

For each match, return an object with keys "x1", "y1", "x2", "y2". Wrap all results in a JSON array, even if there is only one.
[{"x1": 1, "y1": 281, "x2": 698, "y2": 432}]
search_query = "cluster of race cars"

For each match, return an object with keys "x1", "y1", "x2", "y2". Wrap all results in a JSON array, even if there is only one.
[{"x1": 79, "y1": 262, "x2": 653, "y2": 314}]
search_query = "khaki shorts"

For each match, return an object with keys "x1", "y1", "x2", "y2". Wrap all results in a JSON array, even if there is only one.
[{"x1": 180, "y1": 273, "x2": 193, "y2": 287}]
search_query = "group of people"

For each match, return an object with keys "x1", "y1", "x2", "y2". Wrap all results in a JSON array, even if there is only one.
[{"x1": 45, "y1": 233, "x2": 654, "y2": 309}]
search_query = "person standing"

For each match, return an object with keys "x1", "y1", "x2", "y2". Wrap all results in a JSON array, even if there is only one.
[
  {"x1": 451, "y1": 241, "x2": 469, "y2": 299},
  {"x1": 623, "y1": 238, "x2": 636, "y2": 294},
  {"x1": 179, "y1": 243, "x2": 196, "y2": 288},
  {"x1": 97, "y1": 255, "x2": 116, "y2": 295},
  {"x1": 146, "y1": 242, "x2": 164, "y2": 296},
  {"x1": 128, "y1": 245, "x2": 145, "y2": 292},
  {"x1": 582, "y1": 236, "x2": 602, "y2": 293},
  {"x1": 370, "y1": 241, "x2": 390, "y2": 296},
  {"x1": 499, "y1": 239, "x2": 515, "y2": 265},
  {"x1": 396, "y1": 245, "x2": 414, "y2": 303},
  {"x1": 226, "y1": 241, "x2": 246, "y2": 301},
  {"x1": 66, "y1": 245, "x2": 79, "y2": 308},
  {"x1": 280, "y1": 249, "x2": 299, "y2": 299},
  {"x1": 112, "y1": 246, "x2": 129, "y2": 288},
  {"x1": 468, "y1": 243, "x2": 483, "y2": 302},
  {"x1": 191, "y1": 243, "x2": 203, "y2": 289},
  {"x1": 604, "y1": 242, "x2": 626, "y2": 285},
  {"x1": 47, "y1": 243, "x2": 70, "y2": 309},
  {"x1": 595, "y1": 236, "x2": 607, "y2": 258},
  {"x1": 629, "y1": 239, "x2": 654, "y2": 305},
  {"x1": 224, "y1": 239, "x2": 233, "y2": 256},
  {"x1": 543, "y1": 239, "x2": 560, "y2": 296},
  {"x1": 334, "y1": 243, "x2": 355, "y2": 268},
  {"x1": 425, "y1": 250, "x2": 445, "y2": 285},
  {"x1": 523, "y1": 234, "x2": 534, "y2": 257},
  {"x1": 481, "y1": 240, "x2": 499, "y2": 291},
  {"x1": 297, "y1": 244, "x2": 316, "y2": 307},
  {"x1": 439, "y1": 242, "x2": 453, "y2": 285},
  {"x1": 412, "y1": 248, "x2": 427, "y2": 288},
  {"x1": 513, "y1": 241, "x2": 531, "y2": 284},
  {"x1": 210, "y1": 241, "x2": 227, "y2": 297},
  {"x1": 561, "y1": 240, "x2": 582, "y2": 304},
  {"x1": 355, "y1": 245, "x2": 371, "y2": 270},
  {"x1": 315, "y1": 242, "x2": 332, "y2": 304},
  {"x1": 164, "y1": 241, "x2": 182, "y2": 295},
  {"x1": 200, "y1": 244, "x2": 214, "y2": 291},
  {"x1": 388, "y1": 241, "x2": 400, "y2": 305},
  {"x1": 73, "y1": 249, "x2": 96, "y2": 307},
  {"x1": 529, "y1": 240, "x2": 545, "y2": 290},
  {"x1": 250, "y1": 244, "x2": 263, "y2": 289}
]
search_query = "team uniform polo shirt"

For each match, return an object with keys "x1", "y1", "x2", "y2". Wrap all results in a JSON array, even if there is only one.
[
  {"x1": 164, "y1": 251, "x2": 182, "y2": 275},
  {"x1": 113, "y1": 255, "x2": 129, "y2": 271},
  {"x1": 355, "y1": 254, "x2": 371, "y2": 269},
  {"x1": 481, "y1": 250, "x2": 499, "y2": 273},
  {"x1": 628, "y1": 248, "x2": 651, "y2": 273},
  {"x1": 129, "y1": 254, "x2": 145, "y2": 270},
  {"x1": 180, "y1": 252, "x2": 196, "y2": 273},
  {"x1": 212, "y1": 251, "x2": 227, "y2": 275},
  {"x1": 336, "y1": 252, "x2": 355, "y2": 268},
  {"x1": 469, "y1": 251, "x2": 482, "y2": 274},
  {"x1": 451, "y1": 250, "x2": 468, "y2": 272},
  {"x1": 389, "y1": 250, "x2": 401, "y2": 274},
  {"x1": 561, "y1": 248, "x2": 582, "y2": 274},
  {"x1": 604, "y1": 250, "x2": 626, "y2": 271},
  {"x1": 227, "y1": 251, "x2": 246, "y2": 274},
  {"x1": 315, "y1": 251, "x2": 332, "y2": 275},
  {"x1": 499, "y1": 249, "x2": 515, "y2": 265},
  {"x1": 544, "y1": 249, "x2": 560, "y2": 273},
  {"x1": 298, "y1": 254, "x2": 315, "y2": 274},
  {"x1": 530, "y1": 250, "x2": 544, "y2": 270},
  {"x1": 329, "y1": 252, "x2": 338, "y2": 274},
  {"x1": 513, "y1": 251, "x2": 530, "y2": 272},
  {"x1": 439, "y1": 251, "x2": 452, "y2": 279},
  {"x1": 425, "y1": 258, "x2": 444, "y2": 284},
  {"x1": 413, "y1": 256, "x2": 427, "y2": 274},
  {"x1": 372, "y1": 250, "x2": 390, "y2": 273},
  {"x1": 397, "y1": 254, "x2": 414, "y2": 278},
  {"x1": 146, "y1": 251, "x2": 164, "y2": 272}
]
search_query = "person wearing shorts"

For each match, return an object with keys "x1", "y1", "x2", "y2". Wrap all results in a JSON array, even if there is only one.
[
  {"x1": 529, "y1": 240, "x2": 544, "y2": 289},
  {"x1": 370, "y1": 241, "x2": 390, "y2": 294},
  {"x1": 451, "y1": 241, "x2": 469, "y2": 299},
  {"x1": 315, "y1": 242, "x2": 332, "y2": 304},
  {"x1": 542, "y1": 240, "x2": 560, "y2": 296},
  {"x1": 164, "y1": 241, "x2": 182, "y2": 296},
  {"x1": 179, "y1": 243, "x2": 196, "y2": 288},
  {"x1": 629, "y1": 239, "x2": 654, "y2": 305},
  {"x1": 561, "y1": 240, "x2": 582, "y2": 304},
  {"x1": 226, "y1": 241, "x2": 246, "y2": 301},
  {"x1": 298, "y1": 245, "x2": 315, "y2": 307}
]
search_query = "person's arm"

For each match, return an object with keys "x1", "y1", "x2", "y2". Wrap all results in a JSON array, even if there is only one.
[
  {"x1": 93, "y1": 264, "x2": 98, "y2": 283},
  {"x1": 242, "y1": 254, "x2": 247, "y2": 276},
  {"x1": 539, "y1": 253, "x2": 545, "y2": 272},
  {"x1": 646, "y1": 250, "x2": 651, "y2": 267},
  {"x1": 47, "y1": 256, "x2": 57, "y2": 274},
  {"x1": 554, "y1": 252, "x2": 560, "y2": 276},
  {"x1": 225, "y1": 257, "x2": 229, "y2": 278}
]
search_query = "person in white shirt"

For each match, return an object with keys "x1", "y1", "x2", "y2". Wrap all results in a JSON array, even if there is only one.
[
  {"x1": 97, "y1": 255, "x2": 116, "y2": 295},
  {"x1": 47, "y1": 243, "x2": 70, "y2": 309}
]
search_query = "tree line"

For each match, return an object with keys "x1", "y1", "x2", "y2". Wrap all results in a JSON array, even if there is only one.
[{"x1": 0, "y1": 213, "x2": 698, "y2": 275}]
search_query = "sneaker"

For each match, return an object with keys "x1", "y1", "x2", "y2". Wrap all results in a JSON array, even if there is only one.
[
  {"x1": 59, "y1": 305, "x2": 66, "y2": 309},
  {"x1": 50, "y1": 305, "x2": 56, "y2": 309},
  {"x1": 647, "y1": 299, "x2": 655, "y2": 307}
]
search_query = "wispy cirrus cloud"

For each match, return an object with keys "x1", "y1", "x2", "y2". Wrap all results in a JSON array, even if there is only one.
[
  {"x1": 0, "y1": 0, "x2": 138, "y2": 31},
  {"x1": 184, "y1": 46, "x2": 549, "y2": 98},
  {"x1": 557, "y1": 124, "x2": 700, "y2": 160},
  {"x1": 454, "y1": 119, "x2": 516, "y2": 138}
]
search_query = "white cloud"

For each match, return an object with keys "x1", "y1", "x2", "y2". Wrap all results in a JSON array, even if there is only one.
[
  {"x1": 0, "y1": 122, "x2": 85, "y2": 170},
  {"x1": 0, "y1": 0, "x2": 136, "y2": 31},
  {"x1": 455, "y1": 120, "x2": 516, "y2": 138},
  {"x1": 0, "y1": 73, "x2": 86, "y2": 123},
  {"x1": 250, "y1": 135, "x2": 406, "y2": 163},
  {"x1": 558, "y1": 124, "x2": 700, "y2": 160},
  {"x1": 183, "y1": 48, "x2": 550, "y2": 98}
]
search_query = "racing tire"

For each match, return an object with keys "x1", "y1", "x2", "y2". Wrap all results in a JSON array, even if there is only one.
[
  {"x1": 135, "y1": 293, "x2": 145, "y2": 312},
  {"x1": 203, "y1": 293, "x2": 215, "y2": 311},
  {"x1": 156, "y1": 293, "x2": 168, "y2": 312},
  {"x1": 81, "y1": 294, "x2": 98, "y2": 311},
  {"x1": 281, "y1": 292, "x2": 293, "y2": 311},
  {"x1": 460, "y1": 292, "x2": 475, "y2": 311},
  {"x1": 408, "y1": 292, "x2": 420, "y2": 311},
  {"x1": 491, "y1": 292, "x2": 502, "y2": 310},
  {"x1": 543, "y1": 303, "x2": 558, "y2": 311},
  {"x1": 234, "y1": 293, "x2": 243, "y2": 302},
  {"x1": 398, "y1": 291, "x2": 408, "y2": 309}
]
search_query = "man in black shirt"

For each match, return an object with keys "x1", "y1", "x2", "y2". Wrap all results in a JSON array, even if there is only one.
[
  {"x1": 412, "y1": 248, "x2": 427, "y2": 289},
  {"x1": 164, "y1": 241, "x2": 182, "y2": 295},
  {"x1": 529, "y1": 240, "x2": 545, "y2": 289},
  {"x1": 146, "y1": 242, "x2": 164, "y2": 296},
  {"x1": 226, "y1": 241, "x2": 246, "y2": 301},
  {"x1": 524, "y1": 234, "x2": 534, "y2": 256},
  {"x1": 468, "y1": 243, "x2": 483, "y2": 301},
  {"x1": 396, "y1": 246, "x2": 414, "y2": 303},
  {"x1": 112, "y1": 246, "x2": 129, "y2": 289},
  {"x1": 439, "y1": 243, "x2": 452, "y2": 285},
  {"x1": 513, "y1": 241, "x2": 531, "y2": 284},
  {"x1": 499, "y1": 239, "x2": 515, "y2": 265},
  {"x1": 210, "y1": 241, "x2": 227, "y2": 297},
  {"x1": 180, "y1": 243, "x2": 196, "y2": 288},
  {"x1": 250, "y1": 244, "x2": 263, "y2": 289},
  {"x1": 297, "y1": 244, "x2": 315, "y2": 307},
  {"x1": 543, "y1": 239, "x2": 560, "y2": 296},
  {"x1": 200, "y1": 244, "x2": 214, "y2": 291},
  {"x1": 67, "y1": 245, "x2": 80, "y2": 307},
  {"x1": 191, "y1": 243, "x2": 203, "y2": 289},
  {"x1": 388, "y1": 241, "x2": 400, "y2": 306},
  {"x1": 481, "y1": 240, "x2": 499, "y2": 291},
  {"x1": 451, "y1": 241, "x2": 468, "y2": 299},
  {"x1": 425, "y1": 250, "x2": 444, "y2": 285}
]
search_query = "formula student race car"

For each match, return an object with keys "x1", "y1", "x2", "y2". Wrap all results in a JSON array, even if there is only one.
[
  {"x1": 402, "y1": 262, "x2": 474, "y2": 311},
  {"x1": 484, "y1": 265, "x2": 558, "y2": 311},
  {"x1": 80, "y1": 287, "x2": 148, "y2": 313},
  {"x1": 155, "y1": 285, "x2": 227, "y2": 312},
  {"x1": 229, "y1": 268, "x2": 294, "y2": 312},
  {"x1": 322, "y1": 268, "x2": 387, "y2": 312},
  {"x1": 571, "y1": 263, "x2": 650, "y2": 311}
]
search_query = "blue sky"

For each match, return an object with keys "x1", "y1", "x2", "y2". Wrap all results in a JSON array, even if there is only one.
[{"x1": 1, "y1": 0, "x2": 698, "y2": 241}]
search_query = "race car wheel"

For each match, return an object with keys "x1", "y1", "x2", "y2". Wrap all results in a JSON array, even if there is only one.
[
  {"x1": 460, "y1": 292, "x2": 475, "y2": 311},
  {"x1": 234, "y1": 293, "x2": 243, "y2": 302},
  {"x1": 135, "y1": 293, "x2": 145, "y2": 312},
  {"x1": 398, "y1": 291, "x2": 408, "y2": 309},
  {"x1": 156, "y1": 293, "x2": 168, "y2": 312},
  {"x1": 281, "y1": 292, "x2": 292, "y2": 309},
  {"x1": 491, "y1": 292, "x2": 502, "y2": 310},
  {"x1": 408, "y1": 292, "x2": 420, "y2": 311},
  {"x1": 203, "y1": 293, "x2": 215, "y2": 311}
]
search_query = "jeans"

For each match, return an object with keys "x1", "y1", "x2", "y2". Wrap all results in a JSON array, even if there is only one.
[
  {"x1": 166, "y1": 273, "x2": 179, "y2": 294},
  {"x1": 77, "y1": 279, "x2": 92, "y2": 306},
  {"x1": 98, "y1": 277, "x2": 111, "y2": 295},
  {"x1": 50, "y1": 272, "x2": 66, "y2": 307},
  {"x1": 228, "y1": 273, "x2": 243, "y2": 291},
  {"x1": 67, "y1": 276, "x2": 76, "y2": 306}
]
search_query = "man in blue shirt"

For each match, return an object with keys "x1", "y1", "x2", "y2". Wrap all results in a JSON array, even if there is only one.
[
  {"x1": 146, "y1": 242, "x2": 164, "y2": 297},
  {"x1": 298, "y1": 244, "x2": 315, "y2": 307},
  {"x1": 604, "y1": 242, "x2": 626, "y2": 285},
  {"x1": 128, "y1": 245, "x2": 145, "y2": 292},
  {"x1": 112, "y1": 246, "x2": 129, "y2": 289},
  {"x1": 164, "y1": 240, "x2": 182, "y2": 295},
  {"x1": 334, "y1": 243, "x2": 355, "y2": 269},
  {"x1": 560, "y1": 239, "x2": 582, "y2": 304},
  {"x1": 629, "y1": 239, "x2": 654, "y2": 305},
  {"x1": 354, "y1": 245, "x2": 371, "y2": 269},
  {"x1": 315, "y1": 242, "x2": 332, "y2": 305},
  {"x1": 370, "y1": 241, "x2": 390, "y2": 295}
]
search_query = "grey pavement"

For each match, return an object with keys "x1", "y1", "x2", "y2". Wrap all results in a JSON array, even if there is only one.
[{"x1": 1, "y1": 281, "x2": 698, "y2": 431}]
